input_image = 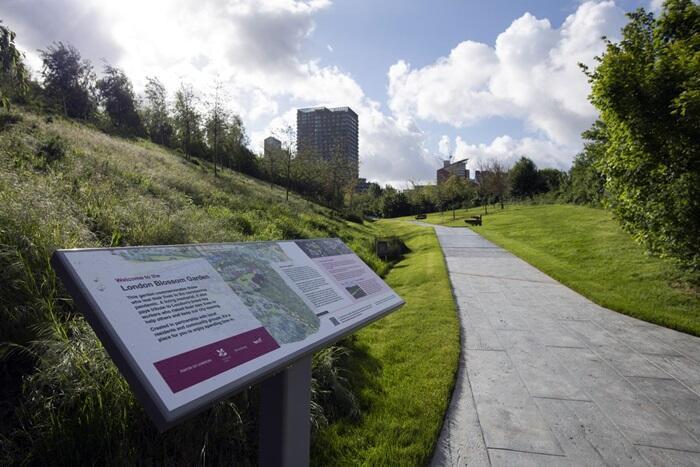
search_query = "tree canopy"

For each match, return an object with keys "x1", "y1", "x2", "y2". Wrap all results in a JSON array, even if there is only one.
[
  {"x1": 509, "y1": 157, "x2": 544, "y2": 199},
  {"x1": 0, "y1": 21, "x2": 28, "y2": 109},
  {"x1": 96, "y1": 64, "x2": 143, "y2": 136},
  {"x1": 40, "y1": 42, "x2": 96, "y2": 119},
  {"x1": 143, "y1": 77, "x2": 174, "y2": 147},
  {"x1": 586, "y1": 0, "x2": 700, "y2": 269}
]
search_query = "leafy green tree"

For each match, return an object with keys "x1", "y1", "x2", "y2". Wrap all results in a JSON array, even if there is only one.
[
  {"x1": 96, "y1": 64, "x2": 143, "y2": 136},
  {"x1": 222, "y1": 114, "x2": 255, "y2": 175},
  {"x1": 274, "y1": 124, "x2": 296, "y2": 201},
  {"x1": 481, "y1": 159, "x2": 510, "y2": 209},
  {"x1": 406, "y1": 184, "x2": 437, "y2": 215},
  {"x1": 564, "y1": 121, "x2": 607, "y2": 205},
  {"x1": 509, "y1": 156, "x2": 544, "y2": 199},
  {"x1": 442, "y1": 175, "x2": 474, "y2": 219},
  {"x1": 538, "y1": 168, "x2": 565, "y2": 193},
  {"x1": 0, "y1": 22, "x2": 28, "y2": 109},
  {"x1": 380, "y1": 187, "x2": 411, "y2": 218},
  {"x1": 143, "y1": 77, "x2": 173, "y2": 146},
  {"x1": 368, "y1": 182, "x2": 383, "y2": 199},
  {"x1": 173, "y1": 83, "x2": 204, "y2": 159},
  {"x1": 585, "y1": 0, "x2": 700, "y2": 269},
  {"x1": 40, "y1": 42, "x2": 96, "y2": 119}
]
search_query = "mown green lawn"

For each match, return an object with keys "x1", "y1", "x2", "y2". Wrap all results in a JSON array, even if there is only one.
[
  {"x1": 311, "y1": 220, "x2": 460, "y2": 466},
  {"x1": 410, "y1": 204, "x2": 700, "y2": 336}
]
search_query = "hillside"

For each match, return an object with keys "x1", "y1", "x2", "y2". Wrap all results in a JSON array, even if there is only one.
[{"x1": 0, "y1": 108, "x2": 389, "y2": 464}]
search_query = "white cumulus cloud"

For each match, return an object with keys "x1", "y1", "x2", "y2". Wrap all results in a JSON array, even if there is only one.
[
  {"x1": 389, "y1": 1, "x2": 627, "y2": 168},
  {"x1": 453, "y1": 135, "x2": 571, "y2": 173}
]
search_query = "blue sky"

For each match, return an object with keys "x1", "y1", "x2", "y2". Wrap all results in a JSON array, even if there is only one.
[
  {"x1": 2, "y1": 0, "x2": 659, "y2": 185},
  {"x1": 305, "y1": 0, "x2": 651, "y2": 176}
]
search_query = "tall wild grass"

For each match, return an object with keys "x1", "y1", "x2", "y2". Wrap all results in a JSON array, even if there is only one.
[{"x1": 0, "y1": 109, "x2": 385, "y2": 465}]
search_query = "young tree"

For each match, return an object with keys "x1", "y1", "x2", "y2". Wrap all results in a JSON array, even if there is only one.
[
  {"x1": 0, "y1": 22, "x2": 28, "y2": 109},
  {"x1": 482, "y1": 159, "x2": 509, "y2": 209},
  {"x1": 442, "y1": 175, "x2": 474, "y2": 220},
  {"x1": 330, "y1": 148, "x2": 354, "y2": 208},
  {"x1": 173, "y1": 83, "x2": 202, "y2": 160},
  {"x1": 223, "y1": 114, "x2": 255, "y2": 175},
  {"x1": 96, "y1": 64, "x2": 143, "y2": 136},
  {"x1": 205, "y1": 82, "x2": 227, "y2": 177},
  {"x1": 40, "y1": 42, "x2": 96, "y2": 119},
  {"x1": 143, "y1": 77, "x2": 173, "y2": 146},
  {"x1": 586, "y1": 0, "x2": 700, "y2": 269},
  {"x1": 275, "y1": 124, "x2": 296, "y2": 202}
]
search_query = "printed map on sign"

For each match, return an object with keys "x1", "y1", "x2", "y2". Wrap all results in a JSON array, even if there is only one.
[{"x1": 117, "y1": 244, "x2": 320, "y2": 344}]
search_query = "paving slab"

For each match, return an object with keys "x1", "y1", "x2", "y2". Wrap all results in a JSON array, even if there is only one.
[
  {"x1": 535, "y1": 398, "x2": 649, "y2": 466},
  {"x1": 636, "y1": 446, "x2": 700, "y2": 467},
  {"x1": 428, "y1": 224, "x2": 700, "y2": 466},
  {"x1": 488, "y1": 449, "x2": 570, "y2": 467},
  {"x1": 465, "y1": 349, "x2": 563, "y2": 455},
  {"x1": 550, "y1": 346, "x2": 699, "y2": 452},
  {"x1": 628, "y1": 377, "x2": 700, "y2": 440}
]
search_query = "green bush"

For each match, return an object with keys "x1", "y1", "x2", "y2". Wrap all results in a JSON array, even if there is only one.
[
  {"x1": 37, "y1": 133, "x2": 67, "y2": 163},
  {"x1": 586, "y1": 0, "x2": 700, "y2": 270}
]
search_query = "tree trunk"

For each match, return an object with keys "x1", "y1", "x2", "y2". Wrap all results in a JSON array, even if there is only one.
[{"x1": 286, "y1": 151, "x2": 290, "y2": 202}]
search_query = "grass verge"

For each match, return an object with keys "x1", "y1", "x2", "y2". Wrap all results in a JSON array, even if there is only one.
[
  {"x1": 311, "y1": 220, "x2": 460, "y2": 466},
  {"x1": 410, "y1": 204, "x2": 700, "y2": 336}
]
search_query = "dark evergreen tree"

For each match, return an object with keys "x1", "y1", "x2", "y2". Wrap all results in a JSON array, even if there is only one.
[{"x1": 509, "y1": 157, "x2": 544, "y2": 199}]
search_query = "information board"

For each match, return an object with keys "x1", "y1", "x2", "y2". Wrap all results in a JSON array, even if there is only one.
[{"x1": 52, "y1": 239, "x2": 404, "y2": 430}]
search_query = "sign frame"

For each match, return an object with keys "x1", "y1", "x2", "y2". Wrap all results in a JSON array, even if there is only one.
[{"x1": 51, "y1": 240, "x2": 404, "y2": 431}]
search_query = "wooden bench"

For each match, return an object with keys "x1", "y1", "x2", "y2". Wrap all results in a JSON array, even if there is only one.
[
  {"x1": 415, "y1": 214, "x2": 427, "y2": 220},
  {"x1": 464, "y1": 215, "x2": 482, "y2": 226}
]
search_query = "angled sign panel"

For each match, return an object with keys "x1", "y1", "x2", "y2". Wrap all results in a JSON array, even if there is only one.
[{"x1": 52, "y1": 239, "x2": 404, "y2": 430}]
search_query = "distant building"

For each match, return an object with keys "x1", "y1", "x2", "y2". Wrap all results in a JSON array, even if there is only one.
[
  {"x1": 355, "y1": 177, "x2": 370, "y2": 193},
  {"x1": 297, "y1": 106, "x2": 359, "y2": 179},
  {"x1": 474, "y1": 170, "x2": 492, "y2": 184},
  {"x1": 437, "y1": 158, "x2": 469, "y2": 185},
  {"x1": 263, "y1": 136, "x2": 282, "y2": 158}
]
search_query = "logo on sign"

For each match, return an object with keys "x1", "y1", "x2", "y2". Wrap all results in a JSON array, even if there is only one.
[{"x1": 216, "y1": 348, "x2": 227, "y2": 358}]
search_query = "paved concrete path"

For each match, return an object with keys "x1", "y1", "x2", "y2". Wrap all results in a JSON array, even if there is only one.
[{"x1": 426, "y1": 225, "x2": 700, "y2": 467}]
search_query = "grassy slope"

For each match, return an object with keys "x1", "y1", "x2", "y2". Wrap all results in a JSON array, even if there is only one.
[
  {"x1": 0, "y1": 109, "x2": 384, "y2": 465},
  {"x1": 411, "y1": 204, "x2": 700, "y2": 336},
  {"x1": 312, "y1": 220, "x2": 460, "y2": 466},
  {"x1": 0, "y1": 109, "x2": 459, "y2": 465}
]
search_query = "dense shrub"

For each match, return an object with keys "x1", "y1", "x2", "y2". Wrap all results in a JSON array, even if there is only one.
[
  {"x1": 585, "y1": 0, "x2": 700, "y2": 270},
  {"x1": 36, "y1": 133, "x2": 67, "y2": 163}
]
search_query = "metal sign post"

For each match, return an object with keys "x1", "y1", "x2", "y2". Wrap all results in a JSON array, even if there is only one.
[{"x1": 259, "y1": 356, "x2": 312, "y2": 467}]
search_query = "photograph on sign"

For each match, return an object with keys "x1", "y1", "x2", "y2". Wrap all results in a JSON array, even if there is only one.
[{"x1": 53, "y1": 239, "x2": 404, "y2": 427}]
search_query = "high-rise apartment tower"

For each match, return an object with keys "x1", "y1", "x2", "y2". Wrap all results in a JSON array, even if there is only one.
[{"x1": 296, "y1": 106, "x2": 359, "y2": 179}]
